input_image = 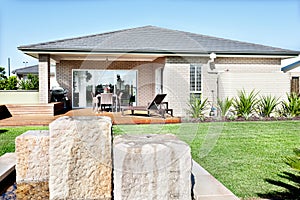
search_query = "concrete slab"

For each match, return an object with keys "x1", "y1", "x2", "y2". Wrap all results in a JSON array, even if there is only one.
[
  {"x1": 0, "y1": 153, "x2": 16, "y2": 182},
  {"x1": 192, "y1": 160, "x2": 240, "y2": 200}
]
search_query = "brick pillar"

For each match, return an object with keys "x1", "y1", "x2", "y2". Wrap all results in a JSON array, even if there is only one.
[{"x1": 38, "y1": 54, "x2": 51, "y2": 103}]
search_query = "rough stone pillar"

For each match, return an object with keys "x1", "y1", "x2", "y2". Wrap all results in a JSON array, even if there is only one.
[
  {"x1": 15, "y1": 130, "x2": 50, "y2": 199},
  {"x1": 38, "y1": 54, "x2": 51, "y2": 103},
  {"x1": 49, "y1": 116, "x2": 112, "y2": 200},
  {"x1": 114, "y1": 134, "x2": 192, "y2": 200}
]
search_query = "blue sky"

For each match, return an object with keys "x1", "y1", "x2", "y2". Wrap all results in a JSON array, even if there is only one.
[{"x1": 0, "y1": 0, "x2": 300, "y2": 72}]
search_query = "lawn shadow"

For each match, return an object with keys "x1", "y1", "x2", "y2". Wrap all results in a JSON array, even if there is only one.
[
  {"x1": 258, "y1": 171, "x2": 300, "y2": 200},
  {"x1": 0, "y1": 129, "x2": 8, "y2": 134}
]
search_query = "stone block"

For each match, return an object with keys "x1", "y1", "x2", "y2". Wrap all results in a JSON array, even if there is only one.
[
  {"x1": 15, "y1": 130, "x2": 50, "y2": 199},
  {"x1": 15, "y1": 130, "x2": 50, "y2": 183},
  {"x1": 114, "y1": 134, "x2": 192, "y2": 200},
  {"x1": 49, "y1": 116, "x2": 112, "y2": 200}
]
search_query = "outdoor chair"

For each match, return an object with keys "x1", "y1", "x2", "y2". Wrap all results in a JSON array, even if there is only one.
[
  {"x1": 100, "y1": 93, "x2": 113, "y2": 112},
  {"x1": 121, "y1": 94, "x2": 173, "y2": 118},
  {"x1": 91, "y1": 92, "x2": 99, "y2": 112}
]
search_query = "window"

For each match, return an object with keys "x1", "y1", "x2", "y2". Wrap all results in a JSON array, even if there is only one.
[
  {"x1": 72, "y1": 69, "x2": 137, "y2": 108},
  {"x1": 190, "y1": 64, "x2": 202, "y2": 98}
]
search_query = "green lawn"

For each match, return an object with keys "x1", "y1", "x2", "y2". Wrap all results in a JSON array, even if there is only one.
[
  {"x1": 1, "y1": 121, "x2": 300, "y2": 199},
  {"x1": 0, "y1": 126, "x2": 48, "y2": 156},
  {"x1": 114, "y1": 121, "x2": 300, "y2": 199}
]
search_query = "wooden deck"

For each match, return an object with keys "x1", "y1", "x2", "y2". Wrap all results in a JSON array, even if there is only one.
[
  {"x1": 0, "y1": 108, "x2": 181, "y2": 126},
  {"x1": 4, "y1": 101, "x2": 68, "y2": 116}
]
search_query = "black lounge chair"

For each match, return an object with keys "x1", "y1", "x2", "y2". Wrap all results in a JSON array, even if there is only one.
[{"x1": 121, "y1": 94, "x2": 173, "y2": 118}]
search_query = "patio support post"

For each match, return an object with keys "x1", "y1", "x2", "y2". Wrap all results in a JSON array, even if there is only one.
[{"x1": 38, "y1": 54, "x2": 51, "y2": 103}]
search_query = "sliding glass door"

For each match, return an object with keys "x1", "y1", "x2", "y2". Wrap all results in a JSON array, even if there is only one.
[{"x1": 72, "y1": 69, "x2": 137, "y2": 108}]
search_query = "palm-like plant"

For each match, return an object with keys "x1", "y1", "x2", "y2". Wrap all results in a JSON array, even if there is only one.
[
  {"x1": 280, "y1": 93, "x2": 300, "y2": 118},
  {"x1": 285, "y1": 148, "x2": 300, "y2": 171},
  {"x1": 187, "y1": 94, "x2": 208, "y2": 119},
  {"x1": 217, "y1": 97, "x2": 233, "y2": 118},
  {"x1": 233, "y1": 89, "x2": 260, "y2": 120},
  {"x1": 258, "y1": 95, "x2": 280, "y2": 117}
]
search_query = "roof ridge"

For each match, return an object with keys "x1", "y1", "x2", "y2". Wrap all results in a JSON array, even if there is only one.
[{"x1": 18, "y1": 26, "x2": 154, "y2": 49}]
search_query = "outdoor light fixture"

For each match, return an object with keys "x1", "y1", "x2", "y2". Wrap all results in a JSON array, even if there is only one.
[
  {"x1": 209, "y1": 52, "x2": 217, "y2": 61},
  {"x1": 208, "y1": 52, "x2": 217, "y2": 71}
]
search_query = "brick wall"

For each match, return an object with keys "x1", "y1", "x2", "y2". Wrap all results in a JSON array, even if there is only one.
[{"x1": 163, "y1": 63, "x2": 190, "y2": 116}]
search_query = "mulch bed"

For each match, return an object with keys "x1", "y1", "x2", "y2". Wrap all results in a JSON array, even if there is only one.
[{"x1": 181, "y1": 116, "x2": 300, "y2": 123}]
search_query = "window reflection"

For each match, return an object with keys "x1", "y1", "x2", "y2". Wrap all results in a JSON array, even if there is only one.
[{"x1": 73, "y1": 70, "x2": 137, "y2": 108}]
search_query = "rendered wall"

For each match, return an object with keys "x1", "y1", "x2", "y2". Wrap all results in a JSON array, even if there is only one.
[{"x1": 0, "y1": 90, "x2": 39, "y2": 104}]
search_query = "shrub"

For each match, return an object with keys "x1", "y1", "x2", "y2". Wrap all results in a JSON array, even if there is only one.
[
  {"x1": 258, "y1": 95, "x2": 280, "y2": 117},
  {"x1": 233, "y1": 89, "x2": 260, "y2": 120},
  {"x1": 285, "y1": 148, "x2": 300, "y2": 171},
  {"x1": 217, "y1": 97, "x2": 233, "y2": 118},
  {"x1": 279, "y1": 93, "x2": 300, "y2": 118},
  {"x1": 187, "y1": 94, "x2": 208, "y2": 119},
  {"x1": 5, "y1": 76, "x2": 18, "y2": 90},
  {"x1": 19, "y1": 74, "x2": 39, "y2": 90},
  {"x1": 0, "y1": 79, "x2": 6, "y2": 90}
]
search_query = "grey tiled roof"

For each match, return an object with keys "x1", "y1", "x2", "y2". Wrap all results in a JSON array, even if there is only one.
[
  {"x1": 18, "y1": 26, "x2": 299, "y2": 55},
  {"x1": 12, "y1": 65, "x2": 38, "y2": 75}
]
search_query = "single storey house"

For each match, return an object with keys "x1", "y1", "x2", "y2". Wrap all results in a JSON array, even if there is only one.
[
  {"x1": 12, "y1": 65, "x2": 39, "y2": 79},
  {"x1": 12, "y1": 64, "x2": 58, "y2": 88},
  {"x1": 18, "y1": 26, "x2": 299, "y2": 116}
]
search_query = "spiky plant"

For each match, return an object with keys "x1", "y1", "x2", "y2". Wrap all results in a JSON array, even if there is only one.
[
  {"x1": 233, "y1": 89, "x2": 260, "y2": 120},
  {"x1": 217, "y1": 97, "x2": 233, "y2": 118},
  {"x1": 258, "y1": 95, "x2": 280, "y2": 117},
  {"x1": 285, "y1": 148, "x2": 300, "y2": 171},
  {"x1": 187, "y1": 94, "x2": 208, "y2": 119},
  {"x1": 280, "y1": 93, "x2": 300, "y2": 118}
]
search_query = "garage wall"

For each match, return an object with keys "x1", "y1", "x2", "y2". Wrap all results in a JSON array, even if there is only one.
[{"x1": 218, "y1": 72, "x2": 290, "y2": 100}]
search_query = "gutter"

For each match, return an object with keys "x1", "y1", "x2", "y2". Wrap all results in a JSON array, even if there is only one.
[
  {"x1": 19, "y1": 49, "x2": 299, "y2": 60},
  {"x1": 281, "y1": 60, "x2": 300, "y2": 72}
]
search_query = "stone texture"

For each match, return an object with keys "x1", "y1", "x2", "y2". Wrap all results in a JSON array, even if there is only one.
[
  {"x1": 15, "y1": 130, "x2": 50, "y2": 200},
  {"x1": 16, "y1": 181, "x2": 49, "y2": 200},
  {"x1": 15, "y1": 130, "x2": 50, "y2": 183},
  {"x1": 49, "y1": 116, "x2": 112, "y2": 200},
  {"x1": 114, "y1": 134, "x2": 192, "y2": 200}
]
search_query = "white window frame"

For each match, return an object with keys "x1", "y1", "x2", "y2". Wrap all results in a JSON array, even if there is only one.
[{"x1": 190, "y1": 64, "x2": 202, "y2": 97}]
